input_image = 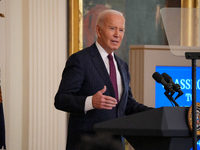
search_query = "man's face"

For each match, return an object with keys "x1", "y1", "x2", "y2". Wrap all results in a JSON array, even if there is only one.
[{"x1": 96, "y1": 14, "x2": 125, "y2": 54}]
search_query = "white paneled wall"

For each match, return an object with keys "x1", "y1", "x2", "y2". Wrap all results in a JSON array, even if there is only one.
[
  {"x1": 2, "y1": 0, "x2": 67, "y2": 149},
  {"x1": 29, "y1": 0, "x2": 67, "y2": 150}
]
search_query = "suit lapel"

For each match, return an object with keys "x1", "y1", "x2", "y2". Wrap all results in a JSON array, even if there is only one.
[
  {"x1": 114, "y1": 55, "x2": 126, "y2": 103},
  {"x1": 89, "y1": 44, "x2": 116, "y2": 98}
]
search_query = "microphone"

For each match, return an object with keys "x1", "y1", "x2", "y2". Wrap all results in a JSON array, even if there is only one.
[
  {"x1": 162, "y1": 73, "x2": 183, "y2": 100},
  {"x1": 152, "y1": 72, "x2": 175, "y2": 93}
]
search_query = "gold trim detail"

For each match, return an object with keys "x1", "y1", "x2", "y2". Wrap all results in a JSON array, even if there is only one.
[
  {"x1": 0, "y1": 13, "x2": 5, "y2": 18},
  {"x1": 188, "y1": 102, "x2": 200, "y2": 135},
  {"x1": 69, "y1": 0, "x2": 83, "y2": 56},
  {"x1": 0, "y1": 88, "x2": 2, "y2": 103}
]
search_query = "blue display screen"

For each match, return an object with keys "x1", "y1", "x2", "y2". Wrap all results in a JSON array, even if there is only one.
[
  {"x1": 155, "y1": 66, "x2": 200, "y2": 150},
  {"x1": 155, "y1": 66, "x2": 200, "y2": 108}
]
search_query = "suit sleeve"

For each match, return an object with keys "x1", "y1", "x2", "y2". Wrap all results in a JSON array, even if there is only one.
[{"x1": 54, "y1": 54, "x2": 87, "y2": 114}]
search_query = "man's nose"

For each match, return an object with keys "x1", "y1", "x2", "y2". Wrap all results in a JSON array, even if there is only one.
[{"x1": 114, "y1": 30, "x2": 119, "y2": 37}]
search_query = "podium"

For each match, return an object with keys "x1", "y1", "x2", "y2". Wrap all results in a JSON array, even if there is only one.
[{"x1": 94, "y1": 107, "x2": 195, "y2": 150}]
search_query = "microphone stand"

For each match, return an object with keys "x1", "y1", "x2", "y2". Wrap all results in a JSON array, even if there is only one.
[
  {"x1": 185, "y1": 52, "x2": 200, "y2": 150},
  {"x1": 164, "y1": 91, "x2": 180, "y2": 107}
]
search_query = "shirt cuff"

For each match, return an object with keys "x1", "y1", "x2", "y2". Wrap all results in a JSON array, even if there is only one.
[{"x1": 85, "y1": 96, "x2": 94, "y2": 112}]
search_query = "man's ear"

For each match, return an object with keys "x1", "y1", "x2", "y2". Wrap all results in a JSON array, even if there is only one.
[{"x1": 96, "y1": 25, "x2": 101, "y2": 37}]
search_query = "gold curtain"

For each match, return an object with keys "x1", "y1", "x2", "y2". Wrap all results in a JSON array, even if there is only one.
[
  {"x1": 181, "y1": 0, "x2": 199, "y2": 46},
  {"x1": 182, "y1": 0, "x2": 199, "y2": 8}
]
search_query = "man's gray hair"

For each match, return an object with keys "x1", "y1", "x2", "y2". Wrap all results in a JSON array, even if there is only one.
[{"x1": 96, "y1": 9, "x2": 125, "y2": 27}]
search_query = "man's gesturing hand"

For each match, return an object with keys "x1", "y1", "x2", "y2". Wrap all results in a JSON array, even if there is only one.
[{"x1": 92, "y1": 86, "x2": 118, "y2": 109}]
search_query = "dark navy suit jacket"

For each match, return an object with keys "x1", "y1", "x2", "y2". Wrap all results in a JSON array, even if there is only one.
[{"x1": 54, "y1": 43, "x2": 151, "y2": 150}]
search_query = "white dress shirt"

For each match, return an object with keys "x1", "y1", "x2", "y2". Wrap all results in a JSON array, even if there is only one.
[{"x1": 85, "y1": 42, "x2": 123, "y2": 112}]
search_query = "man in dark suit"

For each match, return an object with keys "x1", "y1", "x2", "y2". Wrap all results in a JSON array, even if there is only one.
[{"x1": 55, "y1": 9, "x2": 153, "y2": 150}]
